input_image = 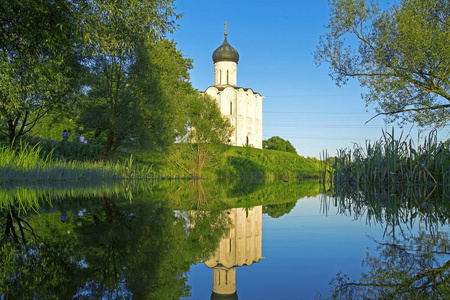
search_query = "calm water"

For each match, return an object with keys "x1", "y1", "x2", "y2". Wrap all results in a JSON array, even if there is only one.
[{"x1": 1, "y1": 180, "x2": 448, "y2": 299}]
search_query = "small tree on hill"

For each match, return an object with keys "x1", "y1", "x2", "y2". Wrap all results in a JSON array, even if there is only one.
[
  {"x1": 184, "y1": 94, "x2": 233, "y2": 178},
  {"x1": 263, "y1": 136, "x2": 297, "y2": 154}
]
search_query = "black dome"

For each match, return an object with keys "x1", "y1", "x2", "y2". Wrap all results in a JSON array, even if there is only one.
[
  {"x1": 212, "y1": 36, "x2": 239, "y2": 63},
  {"x1": 211, "y1": 292, "x2": 238, "y2": 300}
]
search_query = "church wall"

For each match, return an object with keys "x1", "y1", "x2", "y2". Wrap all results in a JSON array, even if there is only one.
[
  {"x1": 204, "y1": 86, "x2": 262, "y2": 149},
  {"x1": 221, "y1": 87, "x2": 238, "y2": 145}
]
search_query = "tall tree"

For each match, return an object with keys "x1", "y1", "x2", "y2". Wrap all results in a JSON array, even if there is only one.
[
  {"x1": 78, "y1": 38, "x2": 193, "y2": 159},
  {"x1": 0, "y1": 0, "x2": 82, "y2": 146},
  {"x1": 315, "y1": 0, "x2": 450, "y2": 127},
  {"x1": 77, "y1": 0, "x2": 183, "y2": 159}
]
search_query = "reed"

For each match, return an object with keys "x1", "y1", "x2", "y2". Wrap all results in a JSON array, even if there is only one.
[
  {"x1": 329, "y1": 129, "x2": 450, "y2": 186},
  {"x1": 0, "y1": 143, "x2": 157, "y2": 183}
]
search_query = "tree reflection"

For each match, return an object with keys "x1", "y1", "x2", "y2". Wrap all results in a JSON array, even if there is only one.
[
  {"x1": 321, "y1": 184, "x2": 450, "y2": 299},
  {"x1": 326, "y1": 232, "x2": 450, "y2": 299},
  {"x1": 0, "y1": 194, "x2": 229, "y2": 299},
  {"x1": 263, "y1": 201, "x2": 297, "y2": 218}
]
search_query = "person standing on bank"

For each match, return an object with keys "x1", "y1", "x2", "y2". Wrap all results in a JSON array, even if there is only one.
[{"x1": 62, "y1": 129, "x2": 68, "y2": 141}]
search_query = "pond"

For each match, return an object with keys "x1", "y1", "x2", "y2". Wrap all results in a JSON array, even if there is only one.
[{"x1": 1, "y1": 180, "x2": 449, "y2": 299}]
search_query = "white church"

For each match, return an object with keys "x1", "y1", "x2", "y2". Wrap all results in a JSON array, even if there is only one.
[{"x1": 202, "y1": 24, "x2": 264, "y2": 149}]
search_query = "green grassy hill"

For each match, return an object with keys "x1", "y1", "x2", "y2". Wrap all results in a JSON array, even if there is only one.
[
  {"x1": 134, "y1": 143, "x2": 322, "y2": 179},
  {"x1": 1, "y1": 137, "x2": 322, "y2": 180}
]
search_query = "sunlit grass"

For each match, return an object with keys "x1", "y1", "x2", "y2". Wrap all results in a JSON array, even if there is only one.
[{"x1": 0, "y1": 143, "x2": 155, "y2": 183}]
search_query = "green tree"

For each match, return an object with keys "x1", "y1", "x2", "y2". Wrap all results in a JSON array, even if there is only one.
[
  {"x1": 131, "y1": 39, "x2": 193, "y2": 149},
  {"x1": 184, "y1": 94, "x2": 234, "y2": 177},
  {"x1": 315, "y1": 0, "x2": 450, "y2": 127},
  {"x1": 263, "y1": 136, "x2": 297, "y2": 154},
  {"x1": 0, "y1": 0, "x2": 82, "y2": 146},
  {"x1": 76, "y1": 0, "x2": 185, "y2": 159}
]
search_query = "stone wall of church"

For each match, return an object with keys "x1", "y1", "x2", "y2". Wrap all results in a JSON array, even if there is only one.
[
  {"x1": 236, "y1": 88, "x2": 263, "y2": 148},
  {"x1": 204, "y1": 86, "x2": 262, "y2": 149}
]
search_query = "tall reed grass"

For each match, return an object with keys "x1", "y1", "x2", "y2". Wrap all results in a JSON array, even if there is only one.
[
  {"x1": 0, "y1": 143, "x2": 155, "y2": 183},
  {"x1": 329, "y1": 129, "x2": 450, "y2": 186}
]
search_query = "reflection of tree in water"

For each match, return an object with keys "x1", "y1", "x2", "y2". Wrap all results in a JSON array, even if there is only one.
[
  {"x1": 0, "y1": 194, "x2": 230, "y2": 299},
  {"x1": 320, "y1": 185, "x2": 450, "y2": 300},
  {"x1": 0, "y1": 201, "x2": 81, "y2": 298},
  {"x1": 263, "y1": 201, "x2": 297, "y2": 218},
  {"x1": 326, "y1": 232, "x2": 450, "y2": 299}
]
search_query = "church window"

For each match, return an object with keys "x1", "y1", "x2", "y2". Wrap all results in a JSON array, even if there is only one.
[
  {"x1": 230, "y1": 101, "x2": 232, "y2": 115},
  {"x1": 219, "y1": 70, "x2": 222, "y2": 84},
  {"x1": 227, "y1": 70, "x2": 229, "y2": 84}
]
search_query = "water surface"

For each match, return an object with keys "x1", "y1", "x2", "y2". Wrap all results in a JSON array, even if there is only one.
[{"x1": 1, "y1": 180, "x2": 448, "y2": 299}]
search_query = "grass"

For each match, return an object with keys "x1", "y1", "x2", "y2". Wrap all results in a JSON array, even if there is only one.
[
  {"x1": 328, "y1": 129, "x2": 450, "y2": 186},
  {"x1": 0, "y1": 142, "x2": 154, "y2": 183},
  {"x1": 1, "y1": 139, "x2": 323, "y2": 183},
  {"x1": 134, "y1": 143, "x2": 323, "y2": 179}
]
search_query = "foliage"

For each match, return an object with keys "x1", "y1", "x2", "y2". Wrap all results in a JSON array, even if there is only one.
[
  {"x1": 75, "y1": 0, "x2": 183, "y2": 160},
  {"x1": 187, "y1": 94, "x2": 234, "y2": 145},
  {"x1": 263, "y1": 136, "x2": 297, "y2": 154},
  {"x1": 172, "y1": 94, "x2": 233, "y2": 178},
  {"x1": 1, "y1": 0, "x2": 185, "y2": 159},
  {"x1": 29, "y1": 113, "x2": 79, "y2": 142},
  {"x1": 0, "y1": 0, "x2": 83, "y2": 146},
  {"x1": 129, "y1": 39, "x2": 193, "y2": 149},
  {"x1": 315, "y1": 0, "x2": 450, "y2": 127},
  {"x1": 78, "y1": 39, "x2": 193, "y2": 160}
]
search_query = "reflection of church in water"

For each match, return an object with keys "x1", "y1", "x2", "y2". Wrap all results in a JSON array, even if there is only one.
[{"x1": 203, "y1": 206, "x2": 263, "y2": 299}]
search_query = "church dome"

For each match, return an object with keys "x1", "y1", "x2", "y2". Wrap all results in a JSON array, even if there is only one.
[
  {"x1": 212, "y1": 36, "x2": 239, "y2": 64},
  {"x1": 211, "y1": 292, "x2": 238, "y2": 300}
]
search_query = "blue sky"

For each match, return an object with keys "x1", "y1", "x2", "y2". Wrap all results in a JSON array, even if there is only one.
[{"x1": 169, "y1": 0, "x2": 449, "y2": 158}]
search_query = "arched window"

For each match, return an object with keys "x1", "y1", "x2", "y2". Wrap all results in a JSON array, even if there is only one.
[
  {"x1": 227, "y1": 70, "x2": 229, "y2": 84},
  {"x1": 230, "y1": 101, "x2": 232, "y2": 115},
  {"x1": 219, "y1": 70, "x2": 222, "y2": 84}
]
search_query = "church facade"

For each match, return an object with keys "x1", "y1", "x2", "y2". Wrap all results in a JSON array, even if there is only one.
[{"x1": 203, "y1": 27, "x2": 264, "y2": 149}]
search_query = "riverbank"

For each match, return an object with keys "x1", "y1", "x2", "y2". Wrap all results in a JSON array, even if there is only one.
[{"x1": 0, "y1": 140, "x2": 322, "y2": 183}]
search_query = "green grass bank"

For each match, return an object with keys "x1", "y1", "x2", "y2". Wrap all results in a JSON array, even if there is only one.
[
  {"x1": 134, "y1": 143, "x2": 322, "y2": 179},
  {"x1": 0, "y1": 139, "x2": 322, "y2": 183}
]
